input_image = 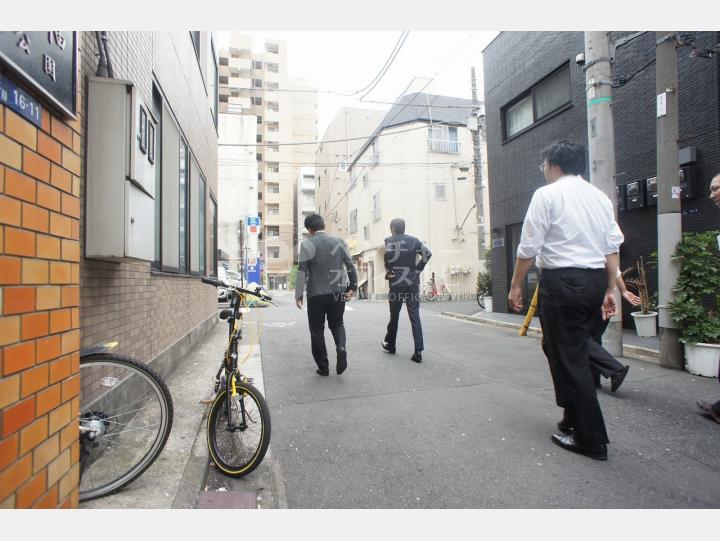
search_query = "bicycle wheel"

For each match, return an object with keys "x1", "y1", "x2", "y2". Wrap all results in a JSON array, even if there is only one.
[
  {"x1": 78, "y1": 353, "x2": 173, "y2": 502},
  {"x1": 440, "y1": 286, "x2": 452, "y2": 301},
  {"x1": 207, "y1": 381, "x2": 271, "y2": 477},
  {"x1": 476, "y1": 292, "x2": 485, "y2": 310}
]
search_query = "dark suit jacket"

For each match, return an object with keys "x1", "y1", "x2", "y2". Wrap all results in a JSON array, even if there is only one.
[
  {"x1": 384, "y1": 233, "x2": 432, "y2": 291},
  {"x1": 295, "y1": 232, "x2": 358, "y2": 300}
]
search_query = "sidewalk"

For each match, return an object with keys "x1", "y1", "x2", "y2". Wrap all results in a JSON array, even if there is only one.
[{"x1": 441, "y1": 310, "x2": 661, "y2": 363}]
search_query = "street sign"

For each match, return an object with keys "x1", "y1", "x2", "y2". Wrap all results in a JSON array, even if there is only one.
[
  {"x1": 249, "y1": 225, "x2": 257, "y2": 233},
  {"x1": 246, "y1": 216, "x2": 260, "y2": 226},
  {"x1": 0, "y1": 73, "x2": 42, "y2": 127}
]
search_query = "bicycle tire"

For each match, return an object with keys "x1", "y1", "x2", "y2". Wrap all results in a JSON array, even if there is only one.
[
  {"x1": 78, "y1": 353, "x2": 173, "y2": 502},
  {"x1": 476, "y1": 292, "x2": 485, "y2": 310},
  {"x1": 207, "y1": 382, "x2": 271, "y2": 477},
  {"x1": 441, "y1": 286, "x2": 452, "y2": 302}
]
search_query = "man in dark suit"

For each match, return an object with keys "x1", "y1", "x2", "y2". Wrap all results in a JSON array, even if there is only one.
[
  {"x1": 296, "y1": 214, "x2": 358, "y2": 376},
  {"x1": 382, "y1": 218, "x2": 432, "y2": 363}
]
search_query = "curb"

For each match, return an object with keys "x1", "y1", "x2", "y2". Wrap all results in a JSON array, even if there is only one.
[{"x1": 440, "y1": 311, "x2": 661, "y2": 362}]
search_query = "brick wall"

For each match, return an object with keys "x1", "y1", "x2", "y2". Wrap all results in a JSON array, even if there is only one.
[
  {"x1": 1, "y1": 72, "x2": 83, "y2": 507},
  {"x1": 483, "y1": 31, "x2": 720, "y2": 323}
]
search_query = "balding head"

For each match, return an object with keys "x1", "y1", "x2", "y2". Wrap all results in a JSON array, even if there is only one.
[{"x1": 710, "y1": 173, "x2": 720, "y2": 208}]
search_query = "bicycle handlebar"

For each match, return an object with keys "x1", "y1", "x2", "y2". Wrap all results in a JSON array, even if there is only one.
[{"x1": 200, "y1": 277, "x2": 273, "y2": 302}]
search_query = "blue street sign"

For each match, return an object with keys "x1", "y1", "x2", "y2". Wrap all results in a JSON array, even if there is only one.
[
  {"x1": 0, "y1": 73, "x2": 42, "y2": 128},
  {"x1": 246, "y1": 216, "x2": 260, "y2": 226}
]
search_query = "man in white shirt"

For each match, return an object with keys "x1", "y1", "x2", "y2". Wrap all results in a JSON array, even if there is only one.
[{"x1": 508, "y1": 141, "x2": 624, "y2": 461}]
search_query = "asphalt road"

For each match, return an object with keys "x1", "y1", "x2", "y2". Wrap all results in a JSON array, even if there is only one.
[{"x1": 256, "y1": 293, "x2": 720, "y2": 508}]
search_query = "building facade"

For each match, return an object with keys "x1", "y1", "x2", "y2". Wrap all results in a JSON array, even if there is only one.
[
  {"x1": 482, "y1": 31, "x2": 720, "y2": 322},
  {"x1": 297, "y1": 167, "x2": 316, "y2": 251},
  {"x1": 0, "y1": 30, "x2": 219, "y2": 508},
  {"x1": 346, "y1": 93, "x2": 489, "y2": 300},
  {"x1": 219, "y1": 33, "x2": 318, "y2": 290}
]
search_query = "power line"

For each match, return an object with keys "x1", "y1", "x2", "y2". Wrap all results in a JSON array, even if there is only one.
[{"x1": 359, "y1": 31, "x2": 409, "y2": 101}]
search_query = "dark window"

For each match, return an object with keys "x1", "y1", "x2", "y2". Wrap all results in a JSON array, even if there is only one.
[
  {"x1": 179, "y1": 140, "x2": 189, "y2": 272},
  {"x1": 190, "y1": 32, "x2": 201, "y2": 59},
  {"x1": 210, "y1": 194, "x2": 217, "y2": 276},
  {"x1": 152, "y1": 84, "x2": 163, "y2": 269},
  {"x1": 502, "y1": 63, "x2": 572, "y2": 140}
]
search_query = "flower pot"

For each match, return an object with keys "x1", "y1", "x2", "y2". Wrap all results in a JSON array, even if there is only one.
[
  {"x1": 685, "y1": 342, "x2": 720, "y2": 378},
  {"x1": 630, "y1": 311, "x2": 658, "y2": 337},
  {"x1": 482, "y1": 296, "x2": 493, "y2": 313}
]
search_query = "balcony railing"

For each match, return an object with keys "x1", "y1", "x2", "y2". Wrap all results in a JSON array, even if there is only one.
[{"x1": 428, "y1": 139, "x2": 461, "y2": 154}]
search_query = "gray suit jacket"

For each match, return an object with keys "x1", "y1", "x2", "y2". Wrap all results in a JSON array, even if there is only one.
[{"x1": 295, "y1": 232, "x2": 358, "y2": 300}]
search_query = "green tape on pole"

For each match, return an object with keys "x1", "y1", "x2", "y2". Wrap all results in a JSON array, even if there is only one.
[{"x1": 588, "y1": 97, "x2": 613, "y2": 106}]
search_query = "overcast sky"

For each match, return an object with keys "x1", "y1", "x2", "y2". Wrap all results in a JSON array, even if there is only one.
[{"x1": 215, "y1": 31, "x2": 498, "y2": 137}]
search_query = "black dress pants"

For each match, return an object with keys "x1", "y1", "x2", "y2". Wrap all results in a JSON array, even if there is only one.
[
  {"x1": 307, "y1": 293, "x2": 346, "y2": 371},
  {"x1": 538, "y1": 267, "x2": 609, "y2": 445},
  {"x1": 588, "y1": 317, "x2": 625, "y2": 384},
  {"x1": 384, "y1": 288, "x2": 424, "y2": 353}
]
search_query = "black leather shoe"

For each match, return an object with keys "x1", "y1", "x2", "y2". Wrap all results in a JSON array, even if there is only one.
[
  {"x1": 610, "y1": 365, "x2": 630, "y2": 393},
  {"x1": 411, "y1": 352, "x2": 422, "y2": 363},
  {"x1": 316, "y1": 369, "x2": 329, "y2": 376},
  {"x1": 697, "y1": 400, "x2": 720, "y2": 423},
  {"x1": 336, "y1": 349, "x2": 347, "y2": 375},
  {"x1": 551, "y1": 433, "x2": 607, "y2": 461},
  {"x1": 557, "y1": 418, "x2": 574, "y2": 435},
  {"x1": 382, "y1": 342, "x2": 396, "y2": 354}
]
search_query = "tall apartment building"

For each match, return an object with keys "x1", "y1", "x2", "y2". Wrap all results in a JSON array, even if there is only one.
[
  {"x1": 219, "y1": 33, "x2": 318, "y2": 290},
  {"x1": 297, "y1": 167, "x2": 316, "y2": 250},
  {"x1": 315, "y1": 107, "x2": 387, "y2": 239}
]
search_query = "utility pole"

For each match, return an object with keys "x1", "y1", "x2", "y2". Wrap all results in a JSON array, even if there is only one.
[
  {"x1": 470, "y1": 67, "x2": 486, "y2": 262},
  {"x1": 656, "y1": 31, "x2": 684, "y2": 369},
  {"x1": 584, "y1": 32, "x2": 622, "y2": 357}
]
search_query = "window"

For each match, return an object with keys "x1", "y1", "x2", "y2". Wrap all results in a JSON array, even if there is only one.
[
  {"x1": 152, "y1": 85, "x2": 163, "y2": 269},
  {"x1": 210, "y1": 194, "x2": 217, "y2": 276},
  {"x1": 267, "y1": 162, "x2": 279, "y2": 173},
  {"x1": 258, "y1": 172, "x2": 263, "y2": 181},
  {"x1": 363, "y1": 225, "x2": 370, "y2": 241},
  {"x1": 267, "y1": 62, "x2": 279, "y2": 73},
  {"x1": 207, "y1": 38, "x2": 218, "y2": 127},
  {"x1": 179, "y1": 140, "x2": 188, "y2": 273},
  {"x1": 267, "y1": 81, "x2": 279, "y2": 90},
  {"x1": 256, "y1": 153, "x2": 262, "y2": 162},
  {"x1": 435, "y1": 183, "x2": 446, "y2": 200},
  {"x1": 268, "y1": 246, "x2": 280, "y2": 258},
  {"x1": 189, "y1": 158, "x2": 207, "y2": 275},
  {"x1": 267, "y1": 101, "x2": 279, "y2": 112},
  {"x1": 258, "y1": 191, "x2": 262, "y2": 200},
  {"x1": 267, "y1": 141, "x2": 279, "y2": 152},
  {"x1": 267, "y1": 204, "x2": 280, "y2": 216},
  {"x1": 256, "y1": 134, "x2": 262, "y2": 143},
  {"x1": 253, "y1": 60, "x2": 263, "y2": 70},
  {"x1": 428, "y1": 125, "x2": 459, "y2": 153},
  {"x1": 349, "y1": 209, "x2": 358, "y2": 234},
  {"x1": 257, "y1": 116, "x2": 263, "y2": 124},
  {"x1": 267, "y1": 226, "x2": 280, "y2": 238},
  {"x1": 251, "y1": 96, "x2": 263, "y2": 106},
  {"x1": 503, "y1": 63, "x2": 571, "y2": 140},
  {"x1": 267, "y1": 183, "x2": 280, "y2": 194},
  {"x1": 372, "y1": 192, "x2": 381, "y2": 222},
  {"x1": 266, "y1": 43, "x2": 279, "y2": 54},
  {"x1": 190, "y1": 32, "x2": 201, "y2": 59},
  {"x1": 252, "y1": 78, "x2": 263, "y2": 88},
  {"x1": 362, "y1": 173, "x2": 369, "y2": 188},
  {"x1": 267, "y1": 121, "x2": 279, "y2": 132}
]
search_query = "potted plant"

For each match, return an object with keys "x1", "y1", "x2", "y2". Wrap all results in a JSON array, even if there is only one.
[
  {"x1": 669, "y1": 230, "x2": 720, "y2": 377},
  {"x1": 623, "y1": 256, "x2": 657, "y2": 337},
  {"x1": 476, "y1": 249, "x2": 493, "y2": 312}
]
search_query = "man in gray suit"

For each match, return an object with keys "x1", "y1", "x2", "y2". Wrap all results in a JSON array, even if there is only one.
[{"x1": 296, "y1": 214, "x2": 358, "y2": 376}]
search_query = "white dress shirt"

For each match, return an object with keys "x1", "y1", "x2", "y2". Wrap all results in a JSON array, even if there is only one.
[{"x1": 517, "y1": 175, "x2": 624, "y2": 269}]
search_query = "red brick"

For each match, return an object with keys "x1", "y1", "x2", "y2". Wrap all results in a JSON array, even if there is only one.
[
  {"x1": 0, "y1": 454, "x2": 32, "y2": 502},
  {"x1": 61, "y1": 148, "x2": 80, "y2": 176},
  {"x1": 71, "y1": 264, "x2": 79, "y2": 285},
  {"x1": 36, "y1": 182, "x2": 61, "y2": 212},
  {"x1": 4, "y1": 227, "x2": 35, "y2": 257},
  {"x1": 0, "y1": 256, "x2": 22, "y2": 284},
  {"x1": 0, "y1": 433, "x2": 18, "y2": 471},
  {"x1": 41, "y1": 110, "x2": 50, "y2": 133},
  {"x1": 58, "y1": 463, "x2": 78, "y2": 503},
  {"x1": 0, "y1": 195, "x2": 22, "y2": 226},
  {"x1": 50, "y1": 164, "x2": 72, "y2": 193},
  {"x1": 20, "y1": 363, "x2": 49, "y2": 398},
  {"x1": 32, "y1": 432, "x2": 59, "y2": 474},
  {"x1": 19, "y1": 415, "x2": 48, "y2": 455},
  {"x1": 37, "y1": 131, "x2": 62, "y2": 164},
  {"x1": 21, "y1": 312, "x2": 49, "y2": 340},
  {"x1": 61, "y1": 193, "x2": 80, "y2": 220},
  {"x1": 0, "y1": 315, "x2": 20, "y2": 347},
  {"x1": 21, "y1": 202, "x2": 49, "y2": 233},
  {"x1": 72, "y1": 132, "x2": 81, "y2": 154},
  {"x1": 2, "y1": 340, "x2": 35, "y2": 374},
  {"x1": 48, "y1": 402, "x2": 71, "y2": 436},
  {"x1": 32, "y1": 484, "x2": 58, "y2": 509},
  {"x1": 50, "y1": 117, "x2": 73, "y2": 147},
  {"x1": 36, "y1": 335, "x2": 61, "y2": 363},
  {"x1": 3, "y1": 287, "x2": 36, "y2": 315},
  {"x1": 49, "y1": 309, "x2": 72, "y2": 334},
  {"x1": 49, "y1": 355, "x2": 71, "y2": 385},
  {"x1": 5, "y1": 109, "x2": 37, "y2": 150},
  {"x1": 61, "y1": 239, "x2": 80, "y2": 262},
  {"x1": 0, "y1": 374, "x2": 20, "y2": 408},
  {"x1": 2, "y1": 396, "x2": 36, "y2": 437},
  {"x1": 70, "y1": 352, "x2": 80, "y2": 374},
  {"x1": 70, "y1": 219, "x2": 79, "y2": 241},
  {"x1": 22, "y1": 149, "x2": 50, "y2": 182},
  {"x1": 61, "y1": 330, "x2": 79, "y2": 355},
  {"x1": 49, "y1": 213, "x2": 72, "y2": 239},
  {"x1": 61, "y1": 374, "x2": 79, "y2": 405},
  {"x1": 21, "y1": 259, "x2": 49, "y2": 284},
  {"x1": 36, "y1": 235, "x2": 61, "y2": 260},
  {"x1": 70, "y1": 440, "x2": 79, "y2": 463},
  {"x1": 36, "y1": 384, "x2": 61, "y2": 416},
  {"x1": 70, "y1": 308, "x2": 79, "y2": 329},
  {"x1": 50, "y1": 261, "x2": 71, "y2": 284},
  {"x1": 59, "y1": 422, "x2": 75, "y2": 452},
  {"x1": 5, "y1": 169, "x2": 36, "y2": 204},
  {"x1": 16, "y1": 470, "x2": 46, "y2": 508},
  {"x1": 61, "y1": 286, "x2": 79, "y2": 307},
  {"x1": 0, "y1": 134, "x2": 22, "y2": 169}
]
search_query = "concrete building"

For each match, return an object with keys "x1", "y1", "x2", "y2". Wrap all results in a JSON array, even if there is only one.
[
  {"x1": 297, "y1": 167, "x2": 316, "y2": 250},
  {"x1": 346, "y1": 93, "x2": 489, "y2": 300},
  {"x1": 315, "y1": 107, "x2": 387, "y2": 238},
  {"x1": 219, "y1": 33, "x2": 318, "y2": 290},
  {"x1": 218, "y1": 112, "x2": 258, "y2": 277},
  {"x1": 482, "y1": 31, "x2": 720, "y2": 323},
  {"x1": 0, "y1": 30, "x2": 219, "y2": 508}
]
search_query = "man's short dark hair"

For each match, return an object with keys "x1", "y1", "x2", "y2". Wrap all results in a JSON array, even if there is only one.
[
  {"x1": 390, "y1": 218, "x2": 406, "y2": 235},
  {"x1": 304, "y1": 214, "x2": 325, "y2": 232},
  {"x1": 541, "y1": 141, "x2": 586, "y2": 176}
]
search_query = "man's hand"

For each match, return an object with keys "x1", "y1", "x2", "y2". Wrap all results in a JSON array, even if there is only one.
[
  {"x1": 601, "y1": 290, "x2": 617, "y2": 320},
  {"x1": 508, "y1": 285, "x2": 524, "y2": 312},
  {"x1": 296, "y1": 297, "x2": 304, "y2": 310},
  {"x1": 622, "y1": 290, "x2": 641, "y2": 306},
  {"x1": 343, "y1": 289, "x2": 355, "y2": 302}
]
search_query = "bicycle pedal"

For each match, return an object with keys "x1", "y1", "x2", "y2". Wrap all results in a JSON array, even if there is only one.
[{"x1": 200, "y1": 399, "x2": 214, "y2": 405}]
